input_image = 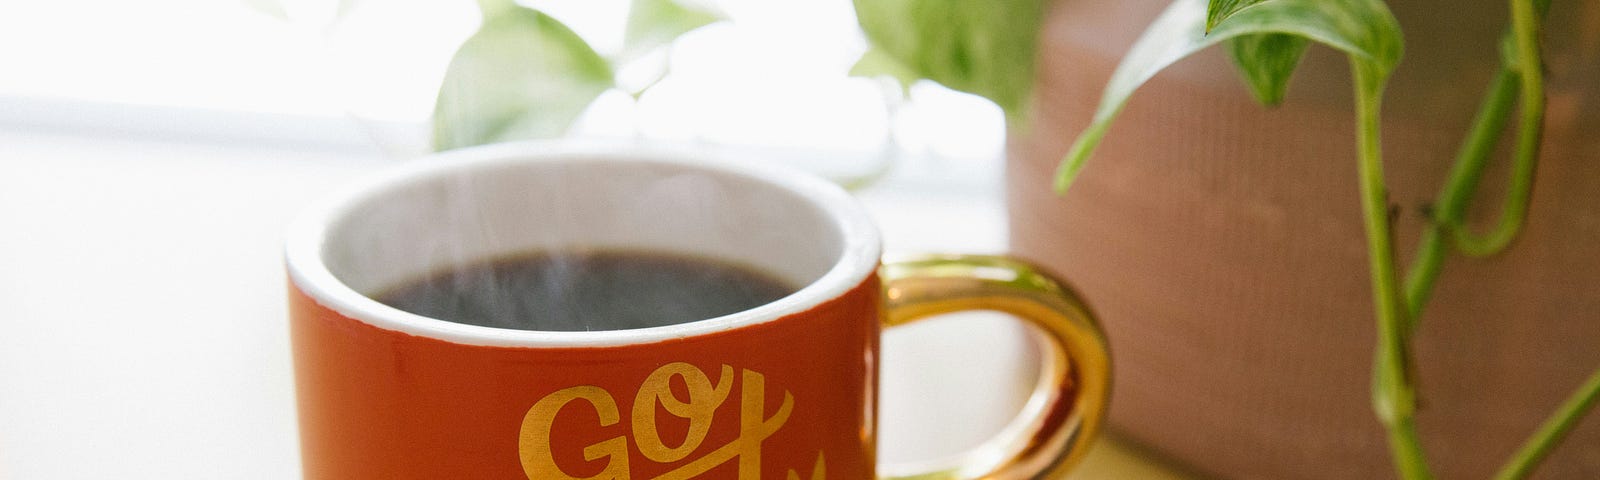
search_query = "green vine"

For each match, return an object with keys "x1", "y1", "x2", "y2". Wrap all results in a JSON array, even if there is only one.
[
  {"x1": 1496, "y1": 368, "x2": 1600, "y2": 480},
  {"x1": 1401, "y1": 69, "x2": 1514, "y2": 320},
  {"x1": 853, "y1": 0, "x2": 1599, "y2": 477},
  {"x1": 1453, "y1": 0, "x2": 1546, "y2": 259},
  {"x1": 1352, "y1": 59, "x2": 1430, "y2": 480}
]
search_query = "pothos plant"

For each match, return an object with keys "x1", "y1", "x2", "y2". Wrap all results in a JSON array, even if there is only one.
[
  {"x1": 427, "y1": 0, "x2": 1598, "y2": 476},
  {"x1": 850, "y1": 0, "x2": 1598, "y2": 478}
]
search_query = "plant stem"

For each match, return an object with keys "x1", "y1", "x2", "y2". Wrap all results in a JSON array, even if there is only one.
[
  {"x1": 1484, "y1": 1, "x2": 1600, "y2": 477},
  {"x1": 1401, "y1": 69, "x2": 1518, "y2": 323},
  {"x1": 1402, "y1": 2, "x2": 1600, "y2": 477},
  {"x1": 1353, "y1": 62, "x2": 1432, "y2": 480},
  {"x1": 1453, "y1": 0, "x2": 1545, "y2": 257},
  {"x1": 1493, "y1": 366, "x2": 1600, "y2": 480}
]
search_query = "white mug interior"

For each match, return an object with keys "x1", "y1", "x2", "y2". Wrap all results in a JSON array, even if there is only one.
[{"x1": 284, "y1": 143, "x2": 881, "y2": 347}]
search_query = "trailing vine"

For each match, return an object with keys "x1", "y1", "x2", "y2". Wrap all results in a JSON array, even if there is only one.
[{"x1": 852, "y1": 0, "x2": 1600, "y2": 477}]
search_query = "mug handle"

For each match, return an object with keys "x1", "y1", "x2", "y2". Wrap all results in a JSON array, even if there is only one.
[{"x1": 878, "y1": 254, "x2": 1112, "y2": 480}]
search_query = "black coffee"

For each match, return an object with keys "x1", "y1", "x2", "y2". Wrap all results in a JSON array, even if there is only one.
[{"x1": 374, "y1": 250, "x2": 796, "y2": 331}]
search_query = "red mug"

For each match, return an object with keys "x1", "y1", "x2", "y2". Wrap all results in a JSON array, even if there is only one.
[{"x1": 284, "y1": 143, "x2": 1110, "y2": 479}]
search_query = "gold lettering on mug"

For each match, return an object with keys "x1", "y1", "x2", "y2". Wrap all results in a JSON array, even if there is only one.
[
  {"x1": 632, "y1": 363, "x2": 734, "y2": 463},
  {"x1": 519, "y1": 386, "x2": 630, "y2": 480},
  {"x1": 517, "y1": 363, "x2": 824, "y2": 480},
  {"x1": 786, "y1": 452, "x2": 826, "y2": 480},
  {"x1": 651, "y1": 368, "x2": 793, "y2": 480}
]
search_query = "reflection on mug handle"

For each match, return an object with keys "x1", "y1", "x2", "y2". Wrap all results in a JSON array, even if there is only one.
[{"x1": 879, "y1": 254, "x2": 1112, "y2": 480}]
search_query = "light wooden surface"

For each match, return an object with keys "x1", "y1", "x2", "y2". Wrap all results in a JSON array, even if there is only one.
[
  {"x1": 0, "y1": 130, "x2": 1195, "y2": 479},
  {"x1": 1069, "y1": 436, "x2": 1201, "y2": 480}
]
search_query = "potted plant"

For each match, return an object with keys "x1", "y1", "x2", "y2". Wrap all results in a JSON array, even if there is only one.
[
  {"x1": 426, "y1": 0, "x2": 1598, "y2": 477},
  {"x1": 854, "y1": 0, "x2": 1599, "y2": 478}
]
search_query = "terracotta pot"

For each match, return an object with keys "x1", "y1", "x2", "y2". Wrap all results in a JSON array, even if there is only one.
[{"x1": 1008, "y1": 1, "x2": 1600, "y2": 478}]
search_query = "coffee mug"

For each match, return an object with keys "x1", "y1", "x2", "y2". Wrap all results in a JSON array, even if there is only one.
[{"x1": 284, "y1": 143, "x2": 1110, "y2": 479}]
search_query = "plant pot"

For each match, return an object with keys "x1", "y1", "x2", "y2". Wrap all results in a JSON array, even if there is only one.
[{"x1": 1008, "y1": 1, "x2": 1600, "y2": 478}]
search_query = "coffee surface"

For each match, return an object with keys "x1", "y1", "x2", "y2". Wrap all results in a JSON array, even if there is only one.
[{"x1": 375, "y1": 250, "x2": 796, "y2": 331}]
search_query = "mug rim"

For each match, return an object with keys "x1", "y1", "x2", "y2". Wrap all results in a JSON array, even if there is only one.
[{"x1": 284, "y1": 141, "x2": 883, "y2": 348}]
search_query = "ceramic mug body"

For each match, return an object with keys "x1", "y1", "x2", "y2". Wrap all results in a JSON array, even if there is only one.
[{"x1": 285, "y1": 143, "x2": 1109, "y2": 479}]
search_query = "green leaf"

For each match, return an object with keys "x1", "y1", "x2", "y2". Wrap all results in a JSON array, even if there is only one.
[
  {"x1": 848, "y1": 47, "x2": 920, "y2": 95},
  {"x1": 1206, "y1": 0, "x2": 1255, "y2": 32},
  {"x1": 852, "y1": 0, "x2": 1048, "y2": 117},
  {"x1": 432, "y1": 6, "x2": 614, "y2": 151},
  {"x1": 1227, "y1": 33, "x2": 1310, "y2": 105},
  {"x1": 622, "y1": 0, "x2": 721, "y2": 61},
  {"x1": 1056, "y1": 0, "x2": 1402, "y2": 193}
]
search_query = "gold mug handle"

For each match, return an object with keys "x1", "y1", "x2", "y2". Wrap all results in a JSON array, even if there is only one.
[{"x1": 879, "y1": 254, "x2": 1112, "y2": 480}]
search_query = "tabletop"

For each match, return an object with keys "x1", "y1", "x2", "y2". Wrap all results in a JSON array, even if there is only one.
[{"x1": 0, "y1": 129, "x2": 1196, "y2": 479}]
